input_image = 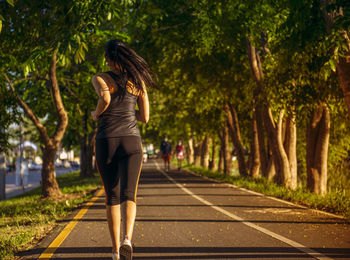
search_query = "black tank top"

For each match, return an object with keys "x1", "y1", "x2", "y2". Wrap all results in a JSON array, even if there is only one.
[{"x1": 96, "y1": 72, "x2": 140, "y2": 139}]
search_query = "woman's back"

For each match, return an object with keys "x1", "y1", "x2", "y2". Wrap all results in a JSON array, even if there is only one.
[{"x1": 96, "y1": 71, "x2": 140, "y2": 139}]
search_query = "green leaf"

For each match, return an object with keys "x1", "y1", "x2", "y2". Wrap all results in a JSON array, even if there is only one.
[
  {"x1": 74, "y1": 52, "x2": 79, "y2": 64},
  {"x1": 324, "y1": 69, "x2": 330, "y2": 81},
  {"x1": 81, "y1": 42, "x2": 88, "y2": 51},
  {"x1": 334, "y1": 46, "x2": 339, "y2": 56},
  {"x1": 23, "y1": 65, "x2": 30, "y2": 77},
  {"x1": 107, "y1": 12, "x2": 112, "y2": 21},
  {"x1": 329, "y1": 59, "x2": 336, "y2": 72},
  {"x1": 0, "y1": 20, "x2": 2, "y2": 33},
  {"x1": 6, "y1": 0, "x2": 14, "y2": 7}
]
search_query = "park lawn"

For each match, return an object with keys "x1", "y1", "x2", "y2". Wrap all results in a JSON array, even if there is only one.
[
  {"x1": 184, "y1": 164, "x2": 350, "y2": 219},
  {"x1": 0, "y1": 171, "x2": 101, "y2": 260}
]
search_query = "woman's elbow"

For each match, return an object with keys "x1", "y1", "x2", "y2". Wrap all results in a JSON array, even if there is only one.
[
  {"x1": 141, "y1": 113, "x2": 149, "y2": 124},
  {"x1": 100, "y1": 96, "x2": 111, "y2": 106}
]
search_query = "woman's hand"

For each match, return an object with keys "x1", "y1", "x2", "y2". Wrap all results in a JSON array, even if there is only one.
[{"x1": 91, "y1": 110, "x2": 99, "y2": 121}]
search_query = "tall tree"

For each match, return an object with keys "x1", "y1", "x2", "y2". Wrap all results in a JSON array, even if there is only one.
[
  {"x1": 123, "y1": 0, "x2": 349, "y2": 196},
  {"x1": 0, "y1": 0, "x2": 112, "y2": 197},
  {"x1": 320, "y1": 0, "x2": 350, "y2": 119},
  {"x1": 280, "y1": 0, "x2": 348, "y2": 194}
]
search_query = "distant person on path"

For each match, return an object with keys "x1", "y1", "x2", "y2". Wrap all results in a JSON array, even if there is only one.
[
  {"x1": 175, "y1": 140, "x2": 185, "y2": 170},
  {"x1": 160, "y1": 135, "x2": 172, "y2": 171},
  {"x1": 91, "y1": 39, "x2": 156, "y2": 260}
]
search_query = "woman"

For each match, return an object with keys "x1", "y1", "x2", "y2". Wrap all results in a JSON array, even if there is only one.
[
  {"x1": 91, "y1": 39, "x2": 156, "y2": 260},
  {"x1": 175, "y1": 140, "x2": 184, "y2": 170}
]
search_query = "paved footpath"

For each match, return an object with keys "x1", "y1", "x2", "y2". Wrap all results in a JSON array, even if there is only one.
[{"x1": 19, "y1": 160, "x2": 350, "y2": 259}]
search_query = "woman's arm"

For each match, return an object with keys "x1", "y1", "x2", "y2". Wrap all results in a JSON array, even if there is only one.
[
  {"x1": 136, "y1": 81, "x2": 149, "y2": 123},
  {"x1": 91, "y1": 74, "x2": 111, "y2": 121}
]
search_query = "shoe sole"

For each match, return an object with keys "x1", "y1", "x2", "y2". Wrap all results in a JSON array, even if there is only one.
[
  {"x1": 112, "y1": 253, "x2": 119, "y2": 260},
  {"x1": 120, "y1": 244, "x2": 132, "y2": 260}
]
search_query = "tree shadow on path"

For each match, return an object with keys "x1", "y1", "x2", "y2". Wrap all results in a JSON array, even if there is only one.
[{"x1": 18, "y1": 246, "x2": 350, "y2": 259}]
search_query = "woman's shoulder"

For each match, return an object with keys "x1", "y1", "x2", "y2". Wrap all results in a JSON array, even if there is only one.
[
  {"x1": 92, "y1": 72, "x2": 118, "y2": 94},
  {"x1": 92, "y1": 72, "x2": 110, "y2": 82},
  {"x1": 91, "y1": 73, "x2": 108, "y2": 87}
]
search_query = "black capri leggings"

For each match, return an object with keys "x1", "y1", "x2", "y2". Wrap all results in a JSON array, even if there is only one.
[{"x1": 95, "y1": 136, "x2": 143, "y2": 205}]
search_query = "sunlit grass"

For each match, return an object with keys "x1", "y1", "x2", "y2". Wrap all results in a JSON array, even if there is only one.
[
  {"x1": 0, "y1": 171, "x2": 101, "y2": 259},
  {"x1": 184, "y1": 164, "x2": 350, "y2": 218}
]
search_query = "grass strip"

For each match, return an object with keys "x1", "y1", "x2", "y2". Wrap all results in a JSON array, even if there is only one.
[
  {"x1": 184, "y1": 164, "x2": 350, "y2": 219},
  {"x1": 0, "y1": 171, "x2": 101, "y2": 260}
]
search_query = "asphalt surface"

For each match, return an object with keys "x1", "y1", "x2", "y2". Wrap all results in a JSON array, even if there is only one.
[{"x1": 19, "y1": 160, "x2": 350, "y2": 259}]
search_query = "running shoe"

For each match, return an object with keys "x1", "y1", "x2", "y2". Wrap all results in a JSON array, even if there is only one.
[
  {"x1": 112, "y1": 252, "x2": 119, "y2": 260},
  {"x1": 120, "y1": 238, "x2": 133, "y2": 260}
]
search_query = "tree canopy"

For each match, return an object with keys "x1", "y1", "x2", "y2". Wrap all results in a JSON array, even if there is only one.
[{"x1": 1, "y1": 0, "x2": 349, "y2": 197}]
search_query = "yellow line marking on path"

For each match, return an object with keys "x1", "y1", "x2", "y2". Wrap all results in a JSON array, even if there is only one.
[
  {"x1": 38, "y1": 188, "x2": 104, "y2": 259},
  {"x1": 155, "y1": 162, "x2": 332, "y2": 260}
]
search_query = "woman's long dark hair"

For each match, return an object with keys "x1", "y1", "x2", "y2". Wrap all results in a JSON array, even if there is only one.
[{"x1": 105, "y1": 39, "x2": 157, "y2": 98}]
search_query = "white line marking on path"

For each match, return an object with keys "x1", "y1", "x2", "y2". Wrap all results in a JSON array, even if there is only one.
[
  {"x1": 155, "y1": 162, "x2": 332, "y2": 260},
  {"x1": 187, "y1": 169, "x2": 345, "y2": 219}
]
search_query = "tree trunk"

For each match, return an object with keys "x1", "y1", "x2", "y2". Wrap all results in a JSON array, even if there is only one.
[
  {"x1": 219, "y1": 149, "x2": 224, "y2": 173},
  {"x1": 225, "y1": 103, "x2": 248, "y2": 176},
  {"x1": 256, "y1": 107, "x2": 269, "y2": 176},
  {"x1": 201, "y1": 136, "x2": 210, "y2": 168},
  {"x1": 49, "y1": 53, "x2": 69, "y2": 145},
  {"x1": 194, "y1": 139, "x2": 202, "y2": 167},
  {"x1": 264, "y1": 108, "x2": 295, "y2": 188},
  {"x1": 247, "y1": 37, "x2": 269, "y2": 177},
  {"x1": 263, "y1": 108, "x2": 281, "y2": 183},
  {"x1": 0, "y1": 152, "x2": 6, "y2": 200},
  {"x1": 306, "y1": 104, "x2": 330, "y2": 195},
  {"x1": 284, "y1": 114, "x2": 298, "y2": 189},
  {"x1": 249, "y1": 110, "x2": 260, "y2": 179},
  {"x1": 6, "y1": 52, "x2": 68, "y2": 198},
  {"x1": 79, "y1": 133, "x2": 94, "y2": 178},
  {"x1": 209, "y1": 139, "x2": 216, "y2": 170},
  {"x1": 187, "y1": 137, "x2": 194, "y2": 164},
  {"x1": 222, "y1": 122, "x2": 231, "y2": 175},
  {"x1": 247, "y1": 36, "x2": 264, "y2": 85},
  {"x1": 41, "y1": 145, "x2": 61, "y2": 197},
  {"x1": 266, "y1": 155, "x2": 276, "y2": 181},
  {"x1": 277, "y1": 111, "x2": 295, "y2": 189},
  {"x1": 218, "y1": 130, "x2": 224, "y2": 173},
  {"x1": 79, "y1": 110, "x2": 96, "y2": 178}
]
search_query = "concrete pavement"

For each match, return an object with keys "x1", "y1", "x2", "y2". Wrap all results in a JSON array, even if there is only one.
[{"x1": 19, "y1": 160, "x2": 350, "y2": 259}]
